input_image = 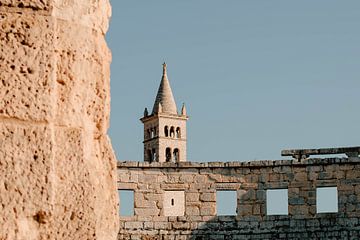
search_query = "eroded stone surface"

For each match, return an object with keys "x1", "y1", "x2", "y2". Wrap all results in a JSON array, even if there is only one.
[
  {"x1": 0, "y1": 1, "x2": 118, "y2": 239},
  {"x1": 0, "y1": 13, "x2": 55, "y2": 122},
  {"x1": 0, "y1": 123, "x2": 53, "y2": 240},
  {"x1": 0, "y1": 0, "x2": 111, "y2": 33},
  {"x1": 0, "y1": 0, "x2": 50, "y2": 11},
  {"x1": 55, "y1": 19, "x2": 111, "y2": 135}
]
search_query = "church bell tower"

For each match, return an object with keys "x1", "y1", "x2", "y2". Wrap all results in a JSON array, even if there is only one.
[{"x1": 140, "y1": 63, "x2": 188, "y2": 163}]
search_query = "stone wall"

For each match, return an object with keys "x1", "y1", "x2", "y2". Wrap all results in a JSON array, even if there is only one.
[
  {"x1": 0, "y1": 1, "x2": 119, "y2": 239},
  {"x1": 118, "y1": 157, "x2": 360, "y2": 239}
]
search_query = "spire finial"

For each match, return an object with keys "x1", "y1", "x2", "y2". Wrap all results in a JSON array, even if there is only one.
[{"x1": 162, "y1": 62, "x2": 167, "y2": 75}]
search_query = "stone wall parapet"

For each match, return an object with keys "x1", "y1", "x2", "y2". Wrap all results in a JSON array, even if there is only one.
[
  {"x1": 117, "y1": 157, "x2": 360, "y2": 169},
  {"x1": 118, "y1": 156, "x2": 360, "y2": 239}
]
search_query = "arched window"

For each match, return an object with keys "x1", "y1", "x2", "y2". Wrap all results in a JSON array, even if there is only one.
[
  {"x1": 164, "y1": 126, "x2": 169, "y2": 137},
  {"x1": 150, "y1": 128, "x2": 155, "y2": 138},
  {"x1": 173, "y1": 148, "x2": 179, "y2": 162},
  {"x1": 170, "y1": 126, "x2": 175, "y2": 138},
  {"x1": 147, "y1": 150, "x2": 152, "y2": 163},
  {"x1": 152, "y1": 148, "x2": 157, "y2": 162},
  {"x1": 147, "y1": 129, "x2": 151, "y2": 139},
  {"x1": 166, "y1": 148, "x2": 172, "y2": 162},
  {"x1": 176, "y1": 127, "x2": 181, "y2": 138}
]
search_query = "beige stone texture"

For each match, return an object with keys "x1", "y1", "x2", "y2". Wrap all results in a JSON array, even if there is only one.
[
  {"x1": 118, "y1": 157, "x2": 360, "y2": 239},
  {"x1": 163, "y1": 191, "x2": 185, "y2": 216},
  {"x1": 0, "y1": 1, "x2": 118, "y2": 239}
]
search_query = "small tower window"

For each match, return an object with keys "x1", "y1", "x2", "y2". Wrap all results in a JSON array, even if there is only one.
[
  {"x1": 152, "y1": 148, "x2": 157, "y2": 162},
  {"x1": 170, "y1": 126, "x2": 175, "y2": 138},
  {"x1": 147, "y1": 129, "x2": 151, "y2": 139},
  {"x1": 176, "y1": 127, "x2": 181, "y2": 138},
  {"x1": 173, "y1": 148, "x2": 179, "y2": 162},
  {"x1": 150, "y1": 128, "x2": 155, "y2": 138},
  {"x1": 164, "y1": 126, "x2": 169, "y2": 137},
  {"x1": 147, "y1": 150, "x2": 152, "y2": 162},
  {"x1": 166, "y1": 148, "x2": 172, "y2": 162}
]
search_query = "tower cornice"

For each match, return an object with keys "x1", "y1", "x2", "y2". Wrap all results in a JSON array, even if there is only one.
[
  {"x1": 143, "y1": 137, "x2": 187, "y2": 144},
  {"x1": 140, "y1": 113, "x2": 188, "y2": 123}
]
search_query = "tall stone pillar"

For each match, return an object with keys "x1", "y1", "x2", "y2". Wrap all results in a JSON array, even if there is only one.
[{"x1": 0, "y1": 1, "x2": 119, "y2": 239}]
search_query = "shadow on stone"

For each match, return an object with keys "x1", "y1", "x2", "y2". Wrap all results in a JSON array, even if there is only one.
[{"x1": 189, "y1": 215, "x2": 359, "y2": 240}]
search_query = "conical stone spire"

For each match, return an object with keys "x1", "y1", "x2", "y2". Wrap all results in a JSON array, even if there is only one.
[{"x1": 152, "y1": 63, "x2": 178, "y2": 115}]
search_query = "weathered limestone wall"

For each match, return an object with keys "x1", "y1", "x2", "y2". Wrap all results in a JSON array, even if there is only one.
[
  {"x1": 118, "y1": 158, "x2": 360, "y2": 239},
  {"x1": 0, "y1": 1, "x2": 119, "y2": 239}
]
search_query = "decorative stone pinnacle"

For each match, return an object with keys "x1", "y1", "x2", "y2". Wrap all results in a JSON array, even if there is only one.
[
  {"x1": 144, "y1": 107, "x2": 149, "y2": 117},
  {"x1": 181, "y1": 103, "x2": 187, "y2": 116}
]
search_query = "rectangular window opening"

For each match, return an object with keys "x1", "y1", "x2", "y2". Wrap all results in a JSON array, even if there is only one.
[
  {"x1": 216, "y1": 190, "x2": 237, "y2": 216},
  {"x1": 118, "y1": 190, "x2": 134, "y2": 216},
  {"x1": 316, "y1": 187, "x2": 338, "y2": 213},
  {"x1": 266, "y1": 189, "x2": 288, "y2": 215}
]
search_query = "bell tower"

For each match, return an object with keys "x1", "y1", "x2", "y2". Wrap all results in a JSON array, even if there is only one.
[{"x1": 140, "y1": 63, "x2": 188, "y2": 163}]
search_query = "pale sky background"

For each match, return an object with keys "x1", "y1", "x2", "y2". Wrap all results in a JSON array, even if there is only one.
[
  {"x1": 107, "y1": 0, "x2": 359, "y2": 162},
  {"x1": 107, "y1": 1, "x2": 359, "y2": 215}
]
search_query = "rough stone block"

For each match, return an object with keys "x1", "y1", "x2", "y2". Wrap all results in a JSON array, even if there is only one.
[
  {"x1": 154, "y1": 222, "x2": 171, "y2": 230},
  {"x1": 200, "y1": 204, "x2": 216, "y2": 216},
  {"x1": 186, "y1": 192, "x2": 199, "y2": 202},
  {"x1": 135, "y1": 208, "x2": 160, "y2": 217},
  {"x1": 51, "y1": 0, "x2": 111, "y2": 34},
  {"x1": 346, "y1": 170, "x2": 360, "y2": 179},
  {"x1": 294, "y1": 172, "x2": 307, "y2": 182},
  {"x1": 194, "y1": 175, "x2": 207, "y2": 183},
  {"x1": 125, "y1": 222, "x2": 143, "y2": 230},
  {"x1": 179, "y1": 174, "x2": 195, "y2": 183},
  {"x1": 172, "y1": 222, "x2": 190, "y2": 230},
  {"x1": 0, "y1": 123, "x2": 52, "y2": 239},
  {"x1": 55, "y1": 20, "x2": 111, "y2": 135},
  {"x1": 0, "y1": 1, "x2": 51, "y2": 11},
  {"x1": 256, "y1": 190, "x2": 266, "y2": 200},
  {"x1": 0, "y1": 13, "x2": 55, "y2": 122},
  {"x1": 143, "y1": 222, "x2": 154, "y2": 229},
  {"x1": 238, "y1": 204, "x2": 253, "y2": 216},
  {"x1": 118, "y1": 182, "x2": 137, "y2": 190},
  {"x1": 135, "y1": 199, "x2": 157, "y2": 208},
  {"x1": 200, "y1": 192, "x2": 216, "y2": 202},
  {"x1": 145, "y1": 193, "x2": 163, "y2": 201},
  {"x1": 186, "y1": 206, "x2": 200, "y2": 216}
]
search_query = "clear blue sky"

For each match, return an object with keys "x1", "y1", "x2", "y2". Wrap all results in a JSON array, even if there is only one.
[{"x1": 107, "y1": 0, "x2": 360, "y2": 162}]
